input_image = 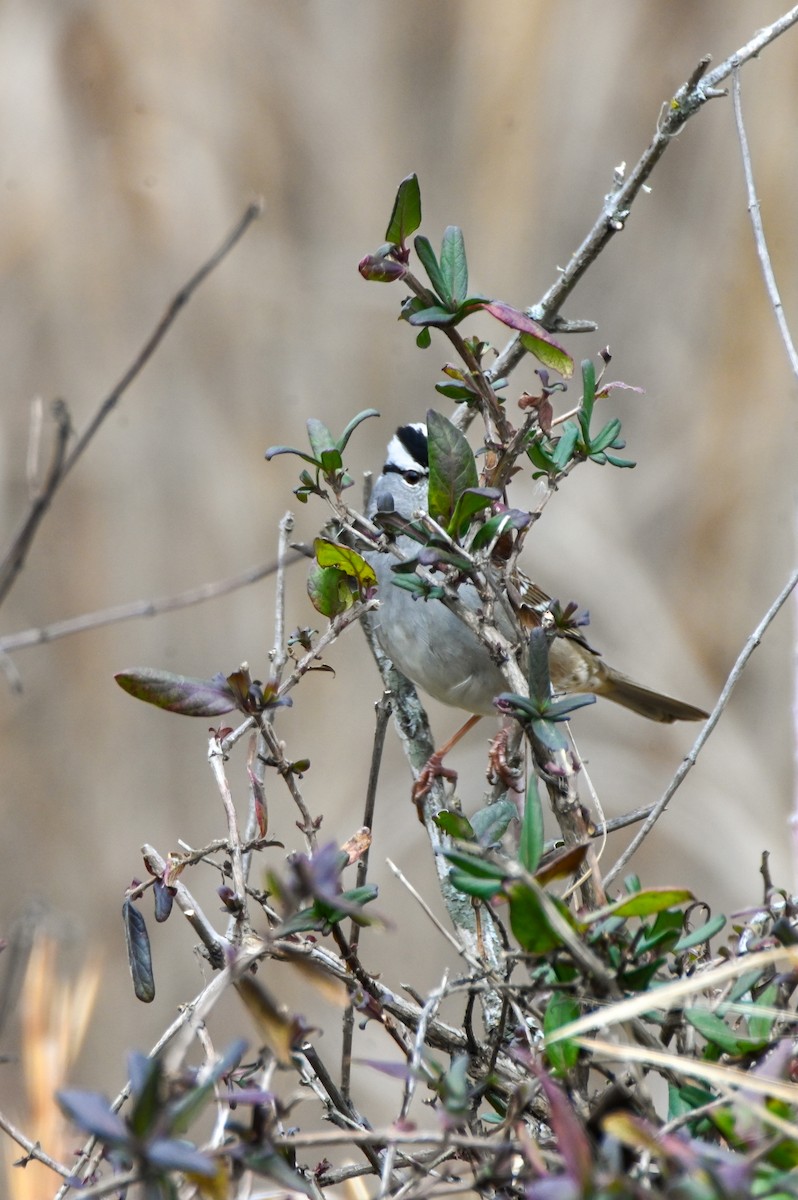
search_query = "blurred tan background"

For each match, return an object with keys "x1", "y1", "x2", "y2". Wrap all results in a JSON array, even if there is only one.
[{"x1": 0, "y1": 0, "x2": 796, "y2": 1149}]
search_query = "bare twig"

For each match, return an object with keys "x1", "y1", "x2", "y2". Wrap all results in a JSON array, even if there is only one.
[
  {"x1": 0, "y1": 400, "x2": 71, "y2": 609},
  {"x1": 605, "y1": 566, "x2": 798, "y2": 886},
  {"x1": 0, "y1": 1107, "x2": 71, "y2": 1179},
  {"x1": 256, "y1": 714, "x2": 319, "y2": 851},
  {"x1": 0, "y1": 556, "x2": 300, "y2": 657},
  {"x1": 270, "y1": 511, "x2": 295, "y2": 679},
  {"x1": 731, "y1": 69, "x2": 798, "y2": 379},
  {"x1": 0, "y1": 202, "x2": 262, "y2": 611},
  {"x1": 489, "y1": 7, "x2": 798, "y2": 381},
  {"x1": 341, "y1": 693, "x2": 392, "y2": 1099},
  {"x1": 207, "y1": 736, "x2": 248, "y2": 930},
  {"x1": 731, "y1": 65, "x2": 798, "y2": 876}
]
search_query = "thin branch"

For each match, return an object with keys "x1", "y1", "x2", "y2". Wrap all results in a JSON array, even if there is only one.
[
  {"x1": 0, "y1": 556, "x2": 300, "y2": 657},
  {"x1": 207, "y1": 736, "x2": 248, "y2": 928},
  {"x1": 731, "y1": 69, "x2": 798, "y2": 380},
  {"x1": 489, "y1": 7, "x2": 798, "y2": 381},
  {"x1": 0, "y1": 400, "x2": 71, "y2": 609},
  {"x1": 0, "y1": 1108, "x2": 71, "y2": 1179},
  {"x1": 605, "y1": 566, "x2": 798, "y2": 886},
  {"x1": 0, "y1": 201, "x2": 262, "y2": 611},
  {"x1": 256, "y1": 714, "x2": 319, "y2": 851},
  {"x1": 270, "y1": 511, "x2": 295, "y2": 679},
  {"x1": 342, "y1": 693, "x2": 392, "y2": 1100}
]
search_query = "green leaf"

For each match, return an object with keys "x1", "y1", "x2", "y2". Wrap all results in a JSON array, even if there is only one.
[
  {"x1": 448, "y1": 871, "x2": 503, "y2": 901},
  {"x1": 507, "y1": 882, "x2": 565, "y2": 954},
  {"x1": 385, "y1": 174, "x2": 421, "y2": 245},
  {"x1": 583, "y1": 888, "x2": 694, "y2": 925},
  {"x1": 518, "y1": 775, "x2": 544, "y2": 873},
  {"x1": 263, "y1": 444, "x2": 321, "y2": 468},
  {"x1": 314, "y1": 538, "x2": 376, "y2": 590},
  {"x1": 448, "y1": 487, "x2": 497, "y2": 538},
  {"x1": 543, "y1": 695, "x2": 596, "y2": 721},
  {"x1": 414, "y1": 235, "x2": 450, "y2": 306},
  {"x1": 115, "y1": 669, "x2": 237, "y2": 717},
  {"x1": 426, "y1": 409, "x2": 478, "y2": 526},
  {"x1": 434, "y1": 810, "x2": 475, "y2": 840},
  {"x1": 306, "y1": 418, "x2": 336, "y2": 461},
  {"x1": 684, "y1": 1008, "x2": 747, "y2": 1055},
  {"x1": 580, "y1": 358, "x2": 596, "y2": 429},
  {"x1": 337, "y1": 407, "x2": 380, "y2": 452},
  {"x1": 544, "y1": 993, "x2": 581, "y2": 1073},
  {"x1": 672, "y1": 912, "x2": 727, "y2": 953},
  {"x1": 440, "y1": 1053, "x2": 470, "y2": 1115},
  {"x1": 435, "y1": 382, "x2": 476, "y2": 401},
  {"x1": 747, "y1": 981, "x2": 779, "y2": 1042},
  {"x1": 443, "y1": 849, "x2": 506, "y2": 880},
  {"x1": 519, "y1": 331, "x2": 575, "y2": 378},
  {"x1": 470, "y1": 799, "x2": 517, "y2": 847},
  {"x1": 407, "y1": 304, "x2": 458, "y2": 327},
  {"x1": 527, "y1": 626, "x2": 552, "y2": 707},
  {"x1": 439, "y1": 226, "x2": 468, "y2": 306},
  {"x1": 551, "y1": 421, "x2": 580, "y2": 470},
  {"x1": 306, "y1": 564, "x2": 353, "y2": 617},
  {"x1": 589, "y1": 418, "x2": 623, "y2": 455}
]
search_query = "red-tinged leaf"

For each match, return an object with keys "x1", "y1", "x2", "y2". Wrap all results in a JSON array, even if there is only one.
[
  {"x1": 483, "y1": 302, "x2": 574, "y2": 378},
  {"x1": 153, "y1": 879, "x2": 173, "y2": 923},
  {"x1": 122, "y1": 898, "x2": 155, "y2": 1003},
  {"x1": 115, "y1": 669, "x2": 236, "y2": 717},
  {"x1": 535, "y1": 1070, "x2": 593, "y2": 1187},
  {"x1": 534, "y1": 842, "x2": 590, "y2": 886},
  {"x1": 358, "y1": 254, "x2": 407, "y2": 282},
  {"x1": 248, "y1": 766, "x2": 268, "y2": 837},
  {"x1": 595, "y1": 380, "x2": 645, "y2": 400}
]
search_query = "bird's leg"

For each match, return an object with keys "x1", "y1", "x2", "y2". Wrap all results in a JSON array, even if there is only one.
[{"x1": 412, "y1": 713, "x2": 483, "y2": 804}]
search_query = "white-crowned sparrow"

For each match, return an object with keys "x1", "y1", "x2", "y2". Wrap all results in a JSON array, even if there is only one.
[{"x1": 366, "y1": 422, "x2": 707, "y2": 724}]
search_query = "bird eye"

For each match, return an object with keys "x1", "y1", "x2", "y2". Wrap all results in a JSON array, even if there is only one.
[{"x1": 403, "y1": 470, "x2": 423, "y2": 485}]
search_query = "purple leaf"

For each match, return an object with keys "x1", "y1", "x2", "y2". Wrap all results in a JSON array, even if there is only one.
[{"x1": 115, "y1": 669, "x2": 236, "y2": 717}]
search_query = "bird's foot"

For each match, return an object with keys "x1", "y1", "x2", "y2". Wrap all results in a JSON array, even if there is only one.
[
  {"x1": 412, "y1": 753, "x2": 458, "y2": 810},
  {"x1": 487, "y1": 728, "x2": 524, "y2": 795}
]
